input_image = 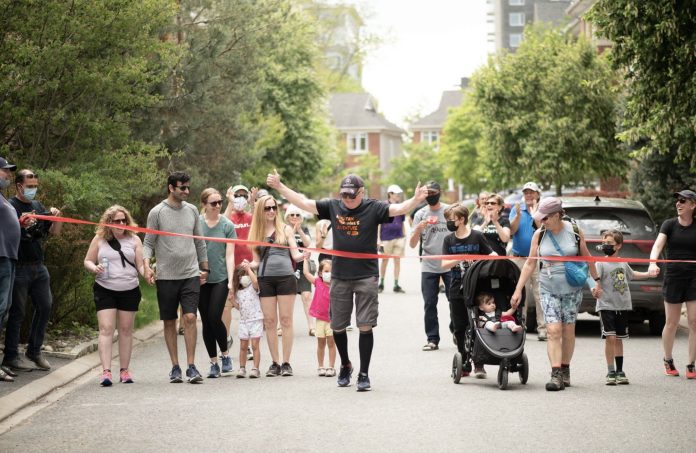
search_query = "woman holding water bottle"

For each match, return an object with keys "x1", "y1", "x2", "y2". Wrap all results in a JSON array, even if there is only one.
[{"x1": 84, "y1": 205, "x2": 145, "y2": 386}]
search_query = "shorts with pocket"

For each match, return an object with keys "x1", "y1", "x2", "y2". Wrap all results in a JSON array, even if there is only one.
[
  {"x1": 540, "y1": 290, "x2": 582, "y2": 324},
  {"x1": 93, "y1": 283, "x2": 141, "y2": 312},
  {"x1": 239, "y1": 319, "x2": 264, "y2": 340},
  {"x1": 599, "y1": 310, "x2": 629, "y2": 339},
  {"x1": 156, "y1": 277, "x2": 200, "y2": 320},
  {"x1": 314, "y1": 318, "x2": 333, "y2": 338},
  {"x1": 329, "y1": 276, "x2": 379, "y2": 330},
  {"x1": 662, "y1": 276, "x2": 696, "y2": 304},
  {"x1": 258, "y1": 275, "x2": 297, "y2": 298}
]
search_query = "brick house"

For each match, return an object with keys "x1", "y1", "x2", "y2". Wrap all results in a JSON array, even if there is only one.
[{"x1": 328, "y1": 93, "x2": 405, "y2": 198}]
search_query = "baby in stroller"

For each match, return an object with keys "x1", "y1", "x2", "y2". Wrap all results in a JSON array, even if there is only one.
[{"x1": 476, "y1": 292, "x2": 522, "y2": 333}]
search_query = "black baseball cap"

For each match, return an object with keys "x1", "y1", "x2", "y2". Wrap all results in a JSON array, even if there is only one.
[
  {"x1": 674, "y1": 189, "x2": 696, "y2": 201},
  {"x1": 0, "y1": 157, "x2": 17, "y2": 171},
  {"x1": 425, "y1": 180, "x2": 441, "y2": 192},
  {"x1": 339, "y1": 174, "x2": 364, "y2": 195}
]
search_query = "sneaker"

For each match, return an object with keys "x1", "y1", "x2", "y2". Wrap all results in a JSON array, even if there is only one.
[
  {"x1": 280, "y1": 362, "x2": 293, "y2": 376},
  {"x1": 25, "y1": 352, "x2": 51, "y2": 370},
  {"x1": 356, "y1": 372, "x2": 371, "y2": 392},
  {"x1": 249, "y1": 368, "x2": 260, "y2": 378},
  {"x1": 463, "y1": 361, "x2": 472, "y2": 378},
  {"x1": 686, "y1": 364, "x2": 696, "y2": 380},
  {"x1": 378, "y1": 283, "x2": 384, "y2": 293},
  {"x1": 1, "y1": 365, "x2": 18, "y2": 378},
  {"x1": 247, "y1": 347, "x2": 254, "y2": 361},
  {"x1": 318, "y1": 367, "x2": 326, "y2": 376},
  {"x1": 169, "y1": 365, "x2": 183, "y2": 383},
  {"x1": 236, "y1": 367, "x2": 247, "y2": 378},
  {"x1": 605, "y1": 371, "x2": 617, "y2": 385},
  {"x1": 393, "y1": 285, "x2": 405, "y2": 293},
  {"x1": 537, "y1": 330, "x2": 548, "y2": 341},
  {"x1": 0, "y1": 368, "x2": 14, "y2": 382},
  {"x1": 664, "y1": 358, "x2": 679, "y2": 376},
  {"x1": 561, "y1": 367, "x2": 571, "y2": 387},
  {"x1": 325, "y1": 367, "x2": 336, "y2": 377},
  {"x1": 119, "y1": 368, "x2": 134, "y2": 384},
  {"x1": 266, "y1": 362, "x2": 281, "y2": 377},
  {"x1": 207, "y1": 362, "x2": 221, "y2": 378},
  {"x1": 337, "y1": 364, "x2": 353, "y2": 387},
  {"x1": 220, "y1": 356, "x2": 233, "y2": 375},
  {"x1": 100, "y1": 369, "x2": 113, "y2": 387},
  {"x1": 186, "y1": 365, "x2": 203, "y2": 383},
  {"x1": 474, "y1": 366, "x2": 487, "y2": 379},
  {"x1": 545, "y1": 369, "x2": 565, "y2": 391},
  {"x1": 616, "y1": 371, "x2": 629, "y2": 385},
  {"x1": 2, "y1": 356, "x2": 33, "y2": 371}
]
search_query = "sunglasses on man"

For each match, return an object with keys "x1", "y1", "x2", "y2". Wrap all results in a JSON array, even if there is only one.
[{"x1": 341, "y1": 192, "x2": 359, "y2": 200}]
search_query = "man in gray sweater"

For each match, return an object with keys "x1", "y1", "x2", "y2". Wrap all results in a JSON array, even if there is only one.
[{"x1": 143, "y1": 171, "x2": 208, "y2": 383}]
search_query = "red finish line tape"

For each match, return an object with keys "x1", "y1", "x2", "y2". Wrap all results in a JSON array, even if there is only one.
[{"x1": 28, "y1": 214, "x2": 695, "y2": 265}]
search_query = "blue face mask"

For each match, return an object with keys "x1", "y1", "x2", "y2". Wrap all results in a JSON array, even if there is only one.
[{"x1": 23, "y1": 187, "x2": 37, "y2": 200}]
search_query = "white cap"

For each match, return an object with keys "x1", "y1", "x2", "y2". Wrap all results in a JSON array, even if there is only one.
[
  {"x1": 522, "y1": 181, "x2": 541, "y2": 193},
  {"x1": 387, "y1": 184, "x2": 403, "y2": 194}
]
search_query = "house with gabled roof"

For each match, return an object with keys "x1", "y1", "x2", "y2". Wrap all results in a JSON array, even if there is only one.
[{"x1": 328, "y1": 93, "x2": 405, "y2": 198}]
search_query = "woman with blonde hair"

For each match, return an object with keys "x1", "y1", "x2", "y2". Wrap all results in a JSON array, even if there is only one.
[
  {"x1": 84, "y1": 205, "x2": 145, "y2": 386},
  {"x1": 245, "y1": 194, "x2": 304, "y2": 377}
]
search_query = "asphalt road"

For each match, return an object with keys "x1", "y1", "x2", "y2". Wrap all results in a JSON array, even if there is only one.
[{"x1": 0, "y1": 250, "x2": 694, "y2": 452}]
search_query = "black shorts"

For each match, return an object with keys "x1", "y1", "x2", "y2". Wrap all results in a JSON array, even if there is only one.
[
  {"x1": 258, "y1": 275, "x2": 297, "y2": 298},
  {"x1": 599, "y1": 310, "x2": 629, "y2": 339},
  {"x1": 93, "y1": 283, "x2": 141, "y2": 312},
  {"x1": 662, "y1": 277, "x2": 696, "y2": 304},
  {"x1": 297, "y1": 272, "x2": 311, "y2": 293},
  {"x1": 156, "y1": 277, "x2": 200, "y2": 320}
]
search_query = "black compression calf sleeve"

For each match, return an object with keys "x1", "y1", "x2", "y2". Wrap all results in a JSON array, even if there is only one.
[
  {"x1": 359, "y1": 330, "x2": 374, "y2": 375},
  {"x1": 334, "y1": 330, "x2": 350, "y2": 367}
]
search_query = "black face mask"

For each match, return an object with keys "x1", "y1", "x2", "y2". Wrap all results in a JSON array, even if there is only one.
[
  {"x1": 598, "y1": 244, "x2": 616, "y2": 256},
  {"x1": 426, "y1": 193, "x2": 440, "y2": 206},
  {"x1": 446, "y1": 220, "x2": 457, "y2": 232}
]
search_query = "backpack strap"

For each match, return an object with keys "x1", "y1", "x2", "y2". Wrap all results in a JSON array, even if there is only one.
[{"x1": 107, "y1": 238, "x2": 136, "y2": 269}]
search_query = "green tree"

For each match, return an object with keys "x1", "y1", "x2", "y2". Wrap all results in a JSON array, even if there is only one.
[
  {"x1": 387, "y1": 142, "x2": 447, "y2": 198},
  {"x1": 589, "y1": 1, "x2": 696, "y2": 170},
  {"x1": 473, "y1": 25, "x2": 626, "y2": 193}
]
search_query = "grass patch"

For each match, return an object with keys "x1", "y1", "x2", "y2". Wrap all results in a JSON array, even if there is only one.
[{"x1": 134, "y1": 280, "x2": 159, "y2": 329}]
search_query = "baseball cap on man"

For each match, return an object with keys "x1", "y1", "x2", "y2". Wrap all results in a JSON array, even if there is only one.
[
  {"x1": 339, "y1": 174, "x2": 364, "y2": 195},
  {"x1": 0, "y1": 157, "x2": 17, "y2": 171},
  {"x1": 387, "y1": 184, "x2": 403, "y2": 194},
  {"x1": 673, "y1": 189, "x2": 696, "y2": 201},
  {"x1": 522, "y1": 181, "x2": 541, "y2": 193},
  {"x1": 230, "y1": 184, "x2": 249, "y2": 195},
  {"x1": 532, "y1": 197, "x2": 563, "y2": 221}
]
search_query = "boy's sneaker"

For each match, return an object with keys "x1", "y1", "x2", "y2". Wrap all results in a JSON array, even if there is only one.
[
  {"x1": 236, "y1": 367, "x2": 247, "y2": 378},
  {"x1": 119, "y1": 368, "x2": 134, "y2": 384},
  {"x1": 616, "y1": 371, "x2": 629, "y2": 385},
  {"x1": 207, "y1": 362, "x2": 221, "y2": 378},
  {"x1": 220, "y1": 356, "x2": 233, "y2": 375},
  {"x1": 686, "y1": 364, "x2": 696, "y2": 380},
  {"x1": 186, "y1": 365, "x2": 203, "y2": 383},
  {"x1": 605, "y1": 371, "x2": 617, "y2": 385},
  {"x1": 337, "y1": 364, "x2": 353, "y2": 387},
  {"x1": 393, "y1": 285, "x2": 405, "y2": 293},
  {"x1": 249, "y1": 368, "x2": 260, "y2": 378},
  {"x1": 663, "y1": 358, "x2": 679, "y2": 376},
  {"x1": 280, "y1": 362, "x2": 293, "y2": 376},
  {"x1": 99, "y1": 370, "x2": 113, "y2": 387},
  {"x1": 356, "y1": 372, "x2": 371, "y2": 392},
  {"x1": 266, "y1": 362, "x2": 281, "y2": 377},
  {"x1": 474, "y1": 366, "x2": 487, "y2": 379},
  {"x1": 169, "y1": 365, "x2": 183, "y2": 383},
  {"x1": 545, "y1": 369, "x2": 565, "y2": 391},
  {"x1": 561, "y1": 367, "x2": 571, "y2": 387}
]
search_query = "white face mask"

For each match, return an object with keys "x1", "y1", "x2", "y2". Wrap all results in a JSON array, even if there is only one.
[
  {"x1": 233, "y1": 197, "x2": 248, "y2": 211},
  {"x1": 240, "y1": 276, "x2": 252, "y2": 288},
  {"x1": 321, "y1": 272, "x2": 331, "y2": 282}
]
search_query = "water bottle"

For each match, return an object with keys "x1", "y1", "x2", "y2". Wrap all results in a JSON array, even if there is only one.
[{"x1": 101, "y1": 257, "x2": 110, "y2": 279}]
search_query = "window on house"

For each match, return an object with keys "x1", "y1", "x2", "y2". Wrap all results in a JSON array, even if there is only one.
[
  {"x1": 509, "y1": 33, "x2": 523, "y2": 48},
  {"x1": 509, "y1": 0, "x2": 524, "y2": 5},
  {"x1": 347, "y1": 133, "x2": 368, "y2": 154},
  {"x1": 422, "y1": 130, "x2": 440, "y2": 150},
  {"x1": 509, "y1": 12, "x2": 525, "y2": 26}
]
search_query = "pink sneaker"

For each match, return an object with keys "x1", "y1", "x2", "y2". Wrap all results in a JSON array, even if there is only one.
[
  {"x1": 100, "y1": 370, "x2": 113, "y2": 387},
  {"x1": 119, "y1": 369, "x2": 134, "y2": 384}
]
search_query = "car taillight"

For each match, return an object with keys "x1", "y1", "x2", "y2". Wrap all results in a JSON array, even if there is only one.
[{"x1": 640, "y1": 285, "x2": 662, "y2": 292}]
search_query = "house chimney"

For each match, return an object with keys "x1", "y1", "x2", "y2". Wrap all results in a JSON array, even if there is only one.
[{"x1": 460, "y1": 77, "x2": 470, "y2": 89}]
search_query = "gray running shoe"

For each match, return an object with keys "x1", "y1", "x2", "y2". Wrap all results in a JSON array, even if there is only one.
[
  {"x1": 25, "y1": 352, "x2": 51, "y2": 371},
  {"x1": 220, "y1": 356, "x2": 233, "y2": 375},
  {"x1": 266, "y1": 362, "x2": 281, "y2": 377},
  {"x1": 615, "y1": 371, "x2": 629, "y2": 385},
  {"x1": 356, "y1": 372, "x2": 371, "y2": 392},
  {"x1": 186, "y1": 365, "x2": 203, "y2": 383},
  {"x1": 207, "y1": 362, "x2": 221, "y2": 378},
  {"x1": 249, "y1": 368, "x2": 260, "y2": 378},
  {"x1": 169, "y1": 365, "x2": 183, "y2": 383},
  {"x1": 606, "y1": 371, "x2": 617, "y2": 385},
  {"x1": 2, "y1": 356, "x2": 34, "y2": 371},
  {"x1": 280, "y1": 362, "x2": 293, "y2": 376}
]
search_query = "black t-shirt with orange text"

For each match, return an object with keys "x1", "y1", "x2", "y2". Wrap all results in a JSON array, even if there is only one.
[{"x1": 316, "y1": 198, "x2": 391, "y2": 280}]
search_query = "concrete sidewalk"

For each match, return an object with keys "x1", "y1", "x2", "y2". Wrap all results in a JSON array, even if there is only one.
[{"x1": 0, "y1": 321, "x2": 162, "y2": 423}]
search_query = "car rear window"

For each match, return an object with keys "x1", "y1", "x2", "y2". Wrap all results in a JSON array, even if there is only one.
[{"x1": 565, "y1": 208, "x2": 656, "y2": 240}]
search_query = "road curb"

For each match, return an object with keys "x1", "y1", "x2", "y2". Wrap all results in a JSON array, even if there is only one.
[{"x1": 0, "y1": 321, "x2": 163, "y2": 423}]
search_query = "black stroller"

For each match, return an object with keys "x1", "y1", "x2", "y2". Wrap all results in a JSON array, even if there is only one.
[{"x1": 450, "y1": 259, "x2": 529, "y2": 390}]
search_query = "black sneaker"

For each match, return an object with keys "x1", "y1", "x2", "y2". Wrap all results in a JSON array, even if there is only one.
[
  {"x1": 393, "y1": 285, "x2": 405, "y2": 293},
  {"x1": 280, "y1": 362, "x2": 293, "y2": 376},
  {"x1": 186, "y1": 365, "x2": 203, "y2": 383},
  {"x1": 337, "y1": 364, "x2": 353, "y2": 387},
  {"x1": 266, "y1": 362, "x2": 281, "y2": 377},
  {"x1": 545, "y1": 369, "x2": 565, "y2": 391},
  {"x1": 169, "y1": 365, "x2": 183, "y2": 383},
  {"x1": 356, "y1": 372, "x2": 371, "y2": 392}
]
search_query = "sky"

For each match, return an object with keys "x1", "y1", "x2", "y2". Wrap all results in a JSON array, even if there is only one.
[{"x1": 358, "y1": 0, "x2": 491, "y2": 127}]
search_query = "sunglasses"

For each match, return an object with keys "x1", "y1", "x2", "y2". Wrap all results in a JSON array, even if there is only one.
[
  {"x1": 288, "y1": 213, "x2": 301, "y2": 217},
  {"x1": 485, "y1": 201, "x2": 498, "y2": 205},
  {"x1": 21, "y1": 172, "x2": 38, "y2": 179},
  {"x1": 340, "y1": 192, "x2": 358, "y2": 200},
  {"x1": 209, "y1": 200, "x2": 223, "y2": 207},
  {"x1": 234, "y1": 193, "x2": 248, "y2": 199},
  {"x1": 175, "y1": 185, "x2": 190, "y2": 192},
  {"x1": 111, "y1": 218, "x2": 127, "y2": 225},
  {"x1": 264, "y1": 206, "x2": 277, "y2": 212},
  {"x1": 676, "y1": 198, "x2": 689, "y2": 204}
]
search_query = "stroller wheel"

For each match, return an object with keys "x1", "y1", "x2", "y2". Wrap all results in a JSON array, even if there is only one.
[
  {"x1": 519, "y1": 353, "x2": 529, "y2": 384},
  {"x1": 497, "y1": 363, "x2": 509, "y2": 390},
  {"x1": 452, "y1": 352, "x2": 463, "y2": 384}
]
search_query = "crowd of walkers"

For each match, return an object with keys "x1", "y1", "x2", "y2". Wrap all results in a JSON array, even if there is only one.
[{"x1": 1, "y1": 154, "x2": 695, "y2": 390}]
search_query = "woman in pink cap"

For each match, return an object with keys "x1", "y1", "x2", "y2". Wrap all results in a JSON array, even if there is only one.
[{"x1": 511, "y1": 197, "x2": 601, "y2": 391}]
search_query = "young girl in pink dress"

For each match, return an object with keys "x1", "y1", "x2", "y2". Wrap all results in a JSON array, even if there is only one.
[{"x1": 303, "y1": 258, "x2": 336, "y2": 376}]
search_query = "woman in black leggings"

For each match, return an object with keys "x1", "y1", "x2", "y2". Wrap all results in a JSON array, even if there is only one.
[{"x1": 199, "y1": 188, "x2": 237, "y2": 378}]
